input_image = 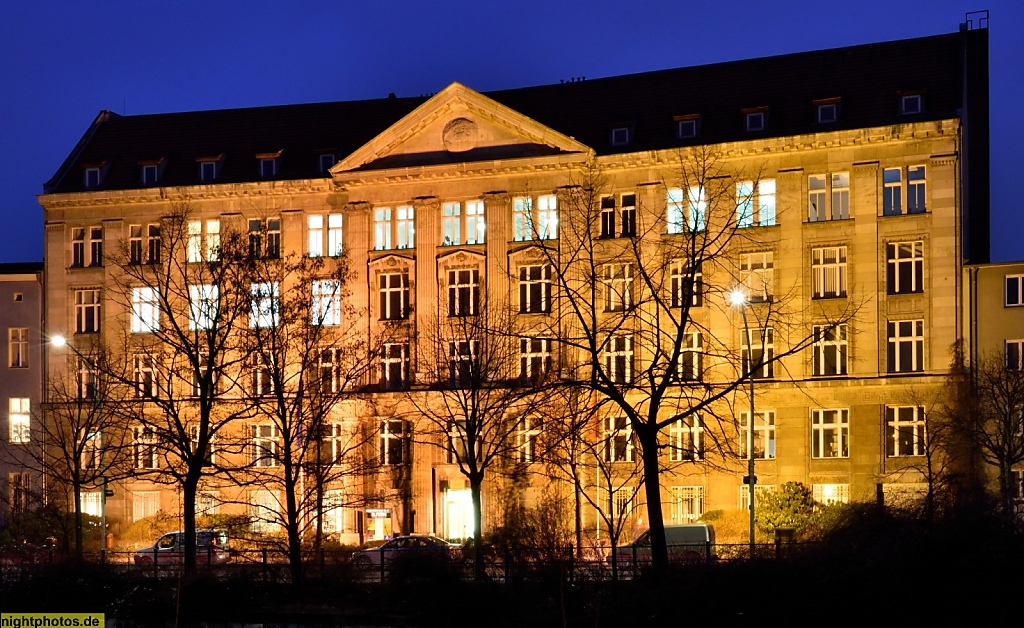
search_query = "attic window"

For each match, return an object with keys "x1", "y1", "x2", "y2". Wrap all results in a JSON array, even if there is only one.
[
  {"x1": 675, "y1": 115, "x2": 700, "y2": 139},
  {"x1": 318, "y1": 153, "x2": 336, "y2": 174},
  {"x1": 814, "y1": 99, "x2": 840, "y2": 124},
  {"x1": 257, "y1": 151, "x2": 282, "y2": 179},
  {"x1": 197, "y1": 156, "x2": 222, "y2": 182},
  {"x1": 744, "y1": 109, "x2": 767, "y2": 132},
  {"x1": 141, "y1": 164, "x2": 159, "y2": 185},
  {"x1": 900, "y1": 94, "x2": 923, "y2": 115},
  {"x1": 84, "y1": 167, "x2": 102, "y2": 189},
  {"x1": 611, "y1": 127, "x2": 631, "y2": 146}
]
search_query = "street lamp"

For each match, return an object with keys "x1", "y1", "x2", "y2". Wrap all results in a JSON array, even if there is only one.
[{"x1": 729, "y1": 289, "x2": 757, "y2": 557}]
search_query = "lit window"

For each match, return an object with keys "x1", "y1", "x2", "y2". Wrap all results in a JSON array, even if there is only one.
[
  {"x1": 516, "y1": 416, "x2": 541, "y2": 463},
  {"x1": 465, "y1": 200, "x2": 485, "y2": 244},
  {"x1": 900, "y1": 94, "x2": 922, "y2": 115},
  {"x1": 248, "y1": 219, "x2": 281, "y2": 259},
  {"x1": 811, "y1": 408, "x2": 849, "y2": 459},
  {"x1": 667, "y1": 187, "x2": 705, "y2": 233},
  {"x1": 602, "y1": 416, "x2": 633, "y2": 462},
  {"x1": 133, "y1": 491, "x2": 160, "y2": 521},
  {"x1": 1006, "y1": 340, "x2": 1024, "y2": 370},
  {"x1": 602, "y1": 263, "x2": 633, "y2": 312},
  {"x1": 396, "y1": 206, "x2": 415, "y2": 249},
  {"x1": 250, "y1": 282, "x2": 280, "y2": 328},
  {"x1": 447, "y1": 269, "x2": 479, "y2": 317},
  {"x1": 81, "y1": 430, "x2": 102, "y2": 470},
  {"x1": 75, "y1": 289, "x2": 101, "y2": 334},
  {"x1": 808, "y1": 173, "x2": 850, "y2": 222},
  {"x1": 676, "y1": 331, "x2": 703, "y2": 381},
  {"x1": 537, "y1": 195, "x2": 558, "y2": 240},
  {"x1": 379, "y1": 343, "x2": 410, "y2": 390},
  {"x1": 739, "y1": 485, "x2": 775, "y2": 511},
  {"x1": 8, "y1": 398, "x2": 30, "y2": 444},
  {"x1": 670, "y1": 486, "x2": 704, "y2": 523},
  {"x1": 887, "y1": 320, "x2": 924, "y2": 373},
  {"x1": 308, "y1": 215, "x2": 324, "y2": 257},
  {"x1": 380, "y1": 420, "x2": 408, "y2": 465},
  {"x1": 669, "y1": 260, "x2": 702, "y2": 308},
  {"x1": 1006, "y1": 275, "x2": 1024, "y2": 306},
  {"x1": 813, "y1": 484, "x2": 850, "y2": 504},
  {"x1": 518, "y1": 265, "x2": 551, "y2": 314},
  {"x1": 249, "y1": 489, "x2": 281, "y2": 532},
  {"x1": 741, "y1": 328, "x2": 774, "y2": 379},
  {"x1": 513, "y1": 196, "x2": 557, "y2": 241},
  {"x1": 443, "y1": 202, "x2": 461, "y2": 246},
  {"x1": 887, "y1": 241, "x2": 924, "y2": 294},
  {"x1": 736, "y1": 179, "x2": 776, "y2": 228},
  {"x1": 739, "y1": 411, "x2": 776, "y2": 459},
  {"x1": 886, "y1": 406, "x2": 926, "y2": 457},
  {"x1": 513, "y1": 197, "x2": 533, "y2": 242},
  {"x1": 8, "y1": 472, "x2": 29, "y2": 514},
  {"x1": 812, "y1": 324, "x2": 848, "y2": 376},
  {"x1": 883, "y1": 166, "x2": 926, "y2": 215},
  {"x1": 187, "y1": 220, "x2": 220, "y2": 263},
  {"x1": 669, "y1": 416, "x2": 703, "y2": 462},
  {"x1": 811, "y1": 246, "x2": 848, "y2": 298},
  {"x1": 603, "y1": 335, "x2": 633, "y2": 383},
  {"x1": 131, "y1": 287, "x2": 160, "y2": 333},
  {"x1": 374, "y1": 208, "x2": 392, "y2": 250},
  {"x1": 312, "y1": 280, "x2": 342, "y2": 326},
  {"x1": 519, "y1": 337, "x2": 552, "y2": 383},
  {"x1": 379, "y1": 272, "x2": 410, "y2": 320},
  {"x1": 252, "y1": 425, "x2": 281, "y2": 467},
  {"x1": 8, "y1": 328, "x2": 28, "y2": 368},
  {"x1": 188, "y1": 284, "x2": 219, "y2": 331},
  {"x1": 740, "y1": 251, "x2": 773, "y2": 302},
  {"x1": 133, "y1": 426, "x2": 159, "y2": 469}
]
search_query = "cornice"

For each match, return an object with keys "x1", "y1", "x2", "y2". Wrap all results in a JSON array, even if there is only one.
[{"x1": 39, "y1": 179, "x2": 335, "y2": 210}]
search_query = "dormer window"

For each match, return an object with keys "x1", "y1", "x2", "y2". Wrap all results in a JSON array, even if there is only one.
[
  {"x1": 611, "y1": 126, "x2": 631, "y2": 146},
  {"x1": 84, "y1": 167, "x2": 102, "y2": 189},
  {"x1": 141, "y1": 163, "x2": 160, "y2": 185},
  {"x1": 675, "y1": 115, "x2": 700, "y2": 139},
  {"x1": 900, "y1": 93, "x2": 923, "y2": 115},
  {"x1": 814, "y1": 98, "x2": 840, "y2": 124},
  {"x1": 319, "y1": 153, "x2": 336, "y2": 174},
  {"x1": 257, "y1": 151, "x2": 282, "y2": 179},
  {"x1": 744, "y1": 108, "x2": 767, "y2": 132},
  {"x1": 198, "y1": 155, "x2": 223, "y2": 182}
]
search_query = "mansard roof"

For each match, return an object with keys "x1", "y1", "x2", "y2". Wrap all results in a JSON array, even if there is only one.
[{"x1": 43, "y1": 31, "x2": 973, "y2": 195}]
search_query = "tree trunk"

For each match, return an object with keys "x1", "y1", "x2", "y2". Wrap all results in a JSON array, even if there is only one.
[
  {"x1": 182, "y1": 471, "x2": 199, "y2": 575},
  {"x1": 470, "y1": 475, "x2": 484, "y2": 581},
  {"x1": 284, "y1": 460, "x2": 304, "y2": 584},
  {"x1": 73, "y1": 482, "x2": 83, "y2": 559},
  {"x1": 637, "y1": 425, "x2": 668, "y2": 575}
]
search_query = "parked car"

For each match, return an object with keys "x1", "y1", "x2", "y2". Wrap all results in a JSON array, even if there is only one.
[
  {"x1": 607, "y1": 524, "x2": 715, "y2": 565},
  {"x1": 133, "y1": 529, "x2": 231, "y2": 565},
  {"x1": 351, "y1": 535, "x2": 460, "y2": 569}
]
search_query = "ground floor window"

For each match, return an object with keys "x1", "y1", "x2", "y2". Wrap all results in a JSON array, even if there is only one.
[{"x1": 670, "y1": 486, "x2": 704, "y2": 523}]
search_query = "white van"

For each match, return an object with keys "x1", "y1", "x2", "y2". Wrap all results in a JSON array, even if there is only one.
[{"x1": 608, "y1": 524, "x2": 715, "y2": 565}]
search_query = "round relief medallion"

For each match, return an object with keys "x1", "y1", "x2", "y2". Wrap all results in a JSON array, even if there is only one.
[{"x1": 442, "y1": 117, "x2": 479, "y2": 152}]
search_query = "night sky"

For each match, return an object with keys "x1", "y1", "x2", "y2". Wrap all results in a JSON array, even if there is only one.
[{"x1": 1, "y1": 1, "x2": 1020, "y2": 264}]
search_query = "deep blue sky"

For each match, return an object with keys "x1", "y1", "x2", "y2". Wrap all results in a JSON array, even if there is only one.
[{"x1": 1, "y1": 1, "x2": 1020, "y2": 263}]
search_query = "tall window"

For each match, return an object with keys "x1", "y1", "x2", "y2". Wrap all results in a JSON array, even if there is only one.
[
  {"x1": 379, "y1": 272, "x2": 410, "y2": 320},
  {"x1": 129, "y1": 225, "x2": 144, "y2": 264},
  {"x1": 603, "y1": 416, "x2": 633, "y2": 462},
  {"x1": 188, "y1": 425, "x2": 215, "y2": 466},
  {"x1": 602, "y1": 263, "x2": 633, "y2": 312},
  {"x1": 448, "y1": 340, "x2": 478, "y2": 388},
  {"x1": 518, "y1": 264, "x2": 552, "y2": 314},
  {"x1": 741, "y1": 328, "x2": 774, "y2": 379},
  {"x1": 447, "y1": 269, "x2": 479, "y2": 317},
  {"x1": 811, "y1": 246, "x2": 847, "y2": 298},
  {"x1": 380, "y1": 343, "x2": 410, "y2": 390},
  {"x1": 147, "y1": 224, "x2": 161, "y2": 263},
  {"x1": 442, "y1": 201, "x2": 485, "y2": 246},
  {"x1": 81, "y1": 430, "x2": 102, "y2": 470},
  {"x1": 252, "y1": 425, "x2": 281, "y2": 467},
  {"x1": 443, "y1": 202, "x2": 462, "y2": 246},
  {"x1": 516, "y1": 416, "x2": 540, "y2": 463},
  {"x1": 9, "y1": 472, "x2": 30, "y2": 514},
  {"x1": 667, "y1": 186, "x2": 705, "y2": 234},
  {"x1": 8, "y1": 328, "x2": 28, "y2": 368},
  {"x1": 465, "y1": 200, "x2": 485, "y2": 244},
  {"x1": 71, "y1": 228, "x2": 85, "y2": 267},
  {"x1": 811, "y1": 408, "x2": 849, "y2": 459},
  {"x1": 75, "y1": 289, "x2": 101, "y2": 333},
  {"x1": 736, "y1": 179, "x2": 776, "y2": 227},
  {"x1": 248, "y1": 218, "x2": 281, "y2": 259},
  {"x1": 513, "y1": 195, "x2": 557, "y2": 241},
  {"x1": 677, "y1": 331, "x2": 703, "y2": 381},
  {"x1": 316, "y1": 423, "x2": 344, "y2": 465},
  {"x1": 396, "y1": 206, "x2": 415, "y2": 249},
  {"x1": 8, "y1": 398, "x2": 30, "y2": 444},
  {"x1": 519, "y1": 337, "x2": 552, "y2": 383},
  {"x1": 887, "y1": 241, "x2": 924, "y2": 294},
  {"x1": 808, "y1": 173, "x2": 850, "y2": 222},
  {"x1": 250, "y1": 282, "x2": 280, "y2": 328},
  {"x1": 600, "y1": 194, "x2": 636, "y2": 238},
  {"x1": 374, "y1": 208, "x2": 393, "y2": 251},
  {"x1": 600, "y1": 196, "x2": 616, "y2": 238},
  {"x1": 670, "y1": 486, "x2": 704, "y2": 523},
  {"x1": 133, "y1": 354, "x2": 157, "y2": 399},
  {"x1": 77, "y1": 357, "x2": 98, "y2": 400},
  {"x1": 249, "y1": 352, "x2": 275, "y2": 396},
  {"x1": 133, "y1": 491, "x2": 160, "y2": 521},
  {"x1": 317, "y1": 347, "x2": 344, "y2": 393},
  {"x1": 883, "y1": 166, "x2": 926, "y2": 215},
  {"x1": 308, "y1": 214, "x2": 343, "y2": 257},
  {"x1": 1006, "y1": 340, "x2": 1024, "y2": 371},
  {"x1": 812, "y1": 324, "x2": 848, "y2": 376},
  {"x1": 133, "y1": 426, "x2": 158, "y2": 469},
  {"x1": 249, "y1": 490, "x2": 281, "y2": 532},
  {"x1": 740, "y1": 252, "x2": 773, "y2": 302},
  {"x1": 380, "y1": 419, "x2": 408, "y2": 465},
  {"x1": 670, "y1": 260, "x2": 702, "y2": 308},
  {"x1": 603, "y1": 335, "x2": 633, "y2": 383},
  {"x1": 312, "y1": 280, "x2": 342, "y2": 326},
  {"x1": 1006, "y1": 275, "x2": 1024, "y2": 307},
  {"x1": 887, "y1": 320, "x2": 924, "y2": 373},
  {"x1": 739, "y1": 410, "x2": 776, "y2": 459},
  {"x1": 89, "y1": 227, "x2": 103, "y2": 267},
  {"x1": 886, "y1": 406, "x2": 926, "y2": 457},
  {"x1": 187, "y1": 220, "x2": 219, "y2": 262},
  {"x1": 189, "y1": 284, "x2": 218, "y2": 330},
  {"x1": 131, "y1": 287, "x2": 159, "y2": 333},
  {"x1": 669, "y1": 416, "x2": 703, "y2": 462}
]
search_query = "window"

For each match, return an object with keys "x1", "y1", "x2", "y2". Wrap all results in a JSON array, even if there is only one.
[
  {"x1": 666, "y1": 187, "x2": 706, "y2": 233},
  {"x1": 611, "y1": 126, "x2": 630, "y2": 146},
  {"x1": 670, "y1": 260, "x2": 702, "y2": 308},
  {"x1": 77, "y1": 357, "x2": 98, "y2": 400},
  {"x1": 1006, "y1": 340, "x2": 1024, "y2": 371},
  {"x1": 886, "y1": 406, "x2": 926, "y2": 457},
  {"x1": 677, "y1": 331, "x2": 703, "y2": 381},
  {"x1": 811, "y1": 408, "x2": 849, "y2": 459},
  {"x1": 250, "y1": 282, "x2": 280, "y2": 328},
  {"x1": 887, "y1": 241, "x2": 924, "y2": 294},
  {"x1": 75, "y1": 289, "x2": 101, "y2": 333},
  {"x1": 133, "y1": 491, "x2": 160, "y2": 521},
  {"x1": 316, "y1": 423, "x2": 344, "y2": 465},
  {"x1": 249, "y1": 352, "x2": 276, "y2": 396},
  {"x1": 308, "y1": 214, "x2": 344, "y2": 257},
  {"x1": 603, "y1": 335, "x2": 633, "y2": 383},
  {"x1": 72, "y1": 228, "x2": 85, "y2": 267},
  {"x1": 448, "y1": 340, "x2": 478, "y2": 388},
  {"x1": 84, "y1": 167, "x2": 101, "y2": 189},
  {"x1": 447, "y1": 419, "x2": 467, "y2": 464},
  {"x1": 317, "y1": 347, "x2": 344, "y2": 393},
  {"x1": 133, "y1": 354, "x2": 157, "y2": 398},
  {"x1": 379, "y1": 343, "x2": 410, "y2": 390},
  {"x1": 518, "y1": 265, "x2": 551, "y2": 314},
  {"x1": 812, "y1": 324, "x2": 848, "y2": 376},
  {"x1": 8, "y1": 398, "x2": 29, "y2": 444},
  {"x1": 259, "y1": 157, "x2": 278, "y2": 179},
  {"x1": 252, "y1": 425, "x2": 280, "y2": 467},
  {"x1": 900, "y1": 94, "x2": 922, "y2": 115},
  {"x1": 131, "y1": 287, "x2": 159, "y2": 333},
  {"x1": 813, "y1": 484, "x2": 850, "y2": 505},
  {"x1": 379, "y1": 272, "x2": 410, "y2": 320},
  {"x1": 887, "y1": 320, "x2": 924, "y2": 373},
  {"x1": 199, "y1": 159, "x2": 219, "y2": 182},
  {"x1": 447, "y1": 269, "x2": 479, "y2": 317},
  {"x1": 669, "y1": 416, "x2": 703, "y2": 461},
  {"x1": 319, "y1": 153, "x2": 336, "y2": 174},
  {"x1": 312, "y1": 280, "x2": 342, "y2": 326},
  {"x1": 374, "y1": 206, "x2": 415, "y2": 250},
  {"x1": 249, "y1": 490, "x2": 281, "y2": 532},
  {"x1": 739, "y1": 485, "x2": 775, "y2": 511},
  {"x1": 739, "y1": 252, "x2": 773, "y2": 302},
  {"x1": 613, "y1": 487, "x2": 635, "y2": 518},
  {"x1": 397, "y1": 206, "x2": 415, "y2": 249},
  {"x1": 883, "y1": 166, "x2": 926, "y2": 215},
  {"x1": 808, "y1": 173, "x2": 850, "y2": 222},
  {"x1": 676, "y1": 116, "x2": 699, "y2": 139},
  {"x1": 129, "y1": 225, "x2": 143, "y2": 264},
  {"x1": 442, "y1": 200, "x2": 486, "y2": 246},
  {"x1": 374, "y1": 208, "x2": 392, "y2": 250},
  {"x1": 187, "y1": 220, "x2": 220, "y2": 263},
  {"x1": 197, "y1": 492, "x2": 219, "y2": 516},
  {"x1": 81, "y1": 430, "x2": 102, "y2": 470},
  {"x1": 741, "y1": 328, "x2": 774, "y2": 379},
  {"x1": 736, "y1": 179, "x2": 776, "y2": 228},
  {"x1": 513, "y1": 195, "x2": 558, "y2": 241},
  {"x1": 603, "y1": 416, "x2": 634, "y2": 462},
  {"x1": 1006, "y1": 275, "x2": 1024, "y2": 307},
  {"x1": 600, "y1": 196, "x2": 616, "y2": 238},
  {"x1": 619, "y1": 193, "x2": 636, "y2": 237},
  {"x1": 811, "y1": 246, "x2": 847, "y2": 298},
  {"x1": 89, "y1": 227, "x2": 103, "y2": 267},
  {"x1": 380, "y1": 419, "x2": 408, "y2": 465},
  {"x1": 133, "y1": 426, "x2": 158, "y2": 469},
  {"x1": 188, "y1": 425, "x2": 215, "y2": 466},
  {"x1": 519, "y1": 337, "x2": 552, "y2": 383},
  {"x1": 602, "y1": 263, "x2": 632, "y2": 312},
  {"x1": 907, "y1": 166, "x2": 926, "y2": 213},
  {"x1": 670, "y1": 486, "x2": 704, "y2": 523},
  {"x1": 141, "y1": 164, "x2": 159, "y2": 185},
  {"x1": 9, "y1": 472, "x2": 30, "y2": 514},
  {"x1": 516, "y1": 416, "x2": 540, "y2": 463},
  {"x1": 248, "y1": 219, "x2": 281, "y2": 259},
  {"x1": 817, "y1": 102, "x2": 838, "y2": 124},
  {"x1": 189, "y1": 284, "x2": 218, "y2": 330},
  {"x1": 8, "y1": 328, "x2": 28, "y2": 368},
  {"x1": 745, "y1": 111, "x2": 766, "y2": 131},
  {"x1": 80, "y1": 491, "x2": 102, "y2": 517},
  {"x1": 739, "y1": 410, "x2": 776, "y2": 459}
]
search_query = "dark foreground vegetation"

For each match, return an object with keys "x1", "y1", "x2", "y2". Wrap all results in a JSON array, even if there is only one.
[{"x1": 2, "y1": 508, "x2": 1023, "y2": 627}]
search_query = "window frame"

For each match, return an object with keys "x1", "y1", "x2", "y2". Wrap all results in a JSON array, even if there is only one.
[
  {"x1": 736, "y1": 179, "x2": 776, "y2": 228},
  {"x1": 741, "y1": 327, "x2": 774, "y2": 379},
  {"x1": 668, "y1": 415, "x2": 703, "y2": 462},
  {"x1": 379, "y1": 342, "x2": 410, "y2": 390},
  {"x1": 251, "y1": 424, "x2": 281, "y2": 468},
  {"x1": 447, "y1": 268, "x2": 480, "y2": 317},
  {"x1": 133, "y1": 425, "x2": 159, "y2": 469},
  {"x1": 887, "y1": 241, "x2": 924, "y2": 295},
  {"x1": 886, "y1": 406, "x2": 926, "y2": 457},
  {"x1": 739, "y1": 251, "x2": 774, "y2": 303},
  {"x1": 1006, "y1": 340, "x2": 1024, "y2": 371},
  {"x1": 518, "y1": 264, "x2": 552, "y2": 314},
  {"x1": 131, "y1": 286, "x2": 160, "y2": 333},
  {"x1": 1006, "y1": 275, "x2": 1024, "y2": 307},
  {"x1": 602, "y1": 416, "x2": 634, "y2": 463},
  {"x1": 602, "y1": 263, "x2": 633, "y2": 313},
  {"x1": 519, "y1": 337, "x2": 552, "y2": 383},
  {"x1": 8, "y1": 398, "x2": 30, "y2": 444},
  {"x1": 739, "y1": 410, "x2": 776, "y2": 460},
  {"x1": 812, "y1": 324, "x2": 848, "y2": 377},
  {"x1": 603, "y1": 335, "x2": 633, "y2": 384},
  {"x1": 379, "y1": 271, "x2": 410, "y2": 321},
  {"x1": 811, "y1": 246, "x2": 848, "y2": 299},
  {"x1": 380, "y1": 419, "x2": 408, "y2": 466},
  {"x1": 249, "y1": 282, "x2": 280, "y2": 328},
  {"x1": 74, "y1": 289, "x2": 101, "y2": 334},
  {"x1": 8, "y1": 327, "x2": 28, "y2": 368},
  {"x1": 811, "y1": 408, "x2": 850, "y2": 459},
  {"x1": 887, "y1": 319, "x2": 925, "y2": 373}
]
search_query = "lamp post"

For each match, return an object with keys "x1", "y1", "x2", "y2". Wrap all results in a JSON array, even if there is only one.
[{"x1": 729, "y1": 290, "x2": 757, "y2": 557}]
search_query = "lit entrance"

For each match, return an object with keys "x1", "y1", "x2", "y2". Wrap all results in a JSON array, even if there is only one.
[
  {"x1": 445, "y1": 489, "x2": 476, "y2": 541},
  {"x1": 366, "y1": 508, "x2": 392, "y2": 541}
]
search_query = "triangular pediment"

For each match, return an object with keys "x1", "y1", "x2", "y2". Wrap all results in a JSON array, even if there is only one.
[{"x1": 333, "y1": 83, "x2": 591, "y2": 174}]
